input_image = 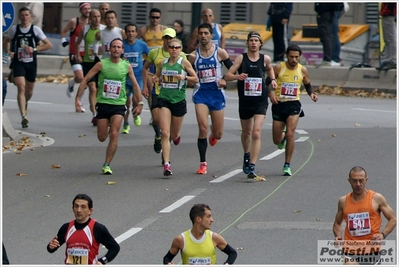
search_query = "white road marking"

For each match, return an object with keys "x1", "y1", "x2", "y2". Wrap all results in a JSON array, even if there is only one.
[
  {"x1": 159, "y1": 195, "x2": 195, "y2": 213},
  {"x1": 224, "y1": 117, "x2": 240, "y2": 121},
  {"x1": 5, "y1": 99, "x2": 52, "y2": 105},
  {"x1": 351, "y1": 108, "x2": 396, "y2": 113},
  {"x1": 295, "y1": 129, "x2": 308, "y2": 135},
  {"x1": 260, "y1": 150, "x2": 285, "y2": 160},
  {"x1": 210, "y1": 169, "x2": 242, "y2": 183},
  {"x1": 260, "y1": 136, "x2": 309, "y2": 160},
  {"x1": 115, "y1": 227, "x2": 142, "y2": 244}
]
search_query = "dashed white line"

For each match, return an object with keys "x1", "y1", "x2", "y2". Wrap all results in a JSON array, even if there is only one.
[
  {"x1": 260, "y1": 150, "x2": 285, "y2": 161},
  {"x1": 295, "y1": 129, "x2": 308, "y2": 135},
  {"x1": 210, "y1": 169, "x2": 242, "y2": 183},
  {"x1": 351, "y1": 108, "x2": 396, "y2": 113},
  {"x1": 115, "y1": 227, "x2": 142, "y2": 244},
  {"x1": 159, "y1": 196, "x2": 195, "y2": 213}
]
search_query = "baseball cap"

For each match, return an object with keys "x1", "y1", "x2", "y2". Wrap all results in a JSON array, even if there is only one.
[{"x1": 162, "y1": 28, "x2": 176, "y2": 38}]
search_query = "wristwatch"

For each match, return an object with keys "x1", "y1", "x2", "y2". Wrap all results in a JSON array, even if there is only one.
[
  {"x1": 33, "y1": 48, "x2": 37, "y2": 52},
  {"x1": 381, "y1": 232, "x2": 387, "y2": 239}
]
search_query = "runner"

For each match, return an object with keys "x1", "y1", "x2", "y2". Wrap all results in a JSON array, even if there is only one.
[
  {"x1": 75, "y1": 9, "x2": 106, "y2": 126},
  {"x1": 153, "y1": 38, "x2": 197, "y2": 176},
  {"x1": 3, "y1": 7, "x2": 52, "y2": 128},
  {"x1": 47, "y1": 194, "x2": 120, "y2": 264},
  {"x1": 188, "y1": 23, "x2": 232, "y2": 175},
  {"x1": 142, "y1": 28, "x2": 186, "y2": 159},
  {"x1": 269, "y1": 44, "x2": 318, "y2": 176},
  {"x1": 163, "y1": 204, "x2": 237, "y2": 264},
  {"x1": 75, "y1": 38, "x2": 143, "y2": 174},
  {"x1": 333, "y1": 166, "x2": 397, "y2": 264},
  {"x1": 61, "y1": 2, "x2": 91, "y2": 106},
  {"x1": 122, "y1": 23, "x2": 150, "y2": 134},
  {"x1": 225, "y1": 31, "x2": 277, "y2": 179}
]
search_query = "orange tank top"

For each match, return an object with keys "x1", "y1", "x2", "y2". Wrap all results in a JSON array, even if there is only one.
[{"x1": 343, "y1": 190, "x2": 381, "y2": 241}]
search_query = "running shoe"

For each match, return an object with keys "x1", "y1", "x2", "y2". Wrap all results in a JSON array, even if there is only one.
[
  {"x1": 173, "y1": 136, "x2": 181, "y2": 145},
  {"x1": 134, "y1": 115, "x2": 142, "y2": 126},
  {"x1": 91, "y1": 116, "x2": 97, "y2": 126},
  {"x1": 102, "y1": 165, "x2": 113, "y2": 175},
  {"x1": 21, "y1": 116, "x2": 29, "y2": 128},
  {"x1": 282, "y1": 164, "x2": 292, "y2": 176},
  {"x1": 196, "y1": 162, "x2": 207, "y2": 175},
  {"x1": 164, "y1": 163, "x2": 172, "y2": 176},
  {"x1": 76, "y1": 106, "x2": 85, "y2": 113},
  {"x1": 209, "y1": 134, "x2": 218, "y2": 146},
  {"x1": 154, "y1": 136, "x2": 162, "y2": 153},
  {"x1": 277, "y1": 137, "x2": 286, "y2": 149},
  {"x1": 247, "y1": 164, "x2": 256, "y2": 178},
  {"x1": 66, "y1": 78, "x2": 74, "y2": 98},
  {"x1": 242, "y1": 152, "x2": 250, "y2": 174},
  {"x1": 122, "y1": 124, "x2": 130, "y2": 134}
]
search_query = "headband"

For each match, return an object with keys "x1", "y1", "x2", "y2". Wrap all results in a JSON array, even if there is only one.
[
  {"x1": 248, "y1": 34, "x2": 261, "y2": 41},
  {"x1": 79, "y1": 3, "x2": 91, "y2": 10}
]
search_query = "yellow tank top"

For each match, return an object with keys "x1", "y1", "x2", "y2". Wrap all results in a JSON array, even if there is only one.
[
  {"x1": 275, "y1": 62, "x2": 303, "y2": 102},
  {"x1": 143, "y1": 26, "x2": 165, "y2": 49},
  {"x1": 181, "y1": 230, "x2": 216, "y2": 265}
]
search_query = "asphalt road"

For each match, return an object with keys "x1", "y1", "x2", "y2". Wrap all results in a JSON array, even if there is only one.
[{"x1": 2, "y1": 81, "x2": 397, "y2": 265}]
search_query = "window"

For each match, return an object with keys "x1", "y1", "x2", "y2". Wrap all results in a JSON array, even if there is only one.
[{"x1": 220, "y1": 3, "x2": 251, "y2": 26}]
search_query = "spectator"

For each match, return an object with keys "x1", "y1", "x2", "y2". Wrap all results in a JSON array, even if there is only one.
[
  {"x1": 267, "y1": 3, "x2": 293, "y2": 63},
  {"x1": 379, "y1": 3, "x2": 396, "y2": 70},
  {"x1": 314, "y1": 3, "x2": 343, "y2": 66},
  {"x1": 331, "y1": 3, "x2": 345, "y2": 66},
  {"x1": 173, "y1": 19, "x2": 190, "y2": 53}
]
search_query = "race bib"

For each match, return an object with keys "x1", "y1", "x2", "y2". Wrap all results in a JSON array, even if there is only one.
[
  {"x1": 244, "y1": 77, "x2": 262, "y2": 96},
  {"x1": 199, "y1": 68, "x2": 216, "y2": 83},
  {"x1": 348, "y1": 212, "x2": 371, "y2": 236},
  {"x1": 103, "y1": 79, "x2": 122, "y2": 99},
  {"x1": 280, "y1": 82, "x2": 299, "y2": 100},
  {"x1": 162, "y1": 70, "x2": 179, "y2": 89},
  {"x1": 66, "y1": 248, "x2": 88, "y2": 265},
  {"x1": 189, "y1": 257, "x2": 211, "y2": 265},
  {"x1": 104, "y1": 42, "x2": 110, "y2": 54},
  {"x1": 125, "y1": 52, "x2": 139, "y2": 68},
  {"x1": 17, "y1": 47, "x2": 33, "y2": 63}
]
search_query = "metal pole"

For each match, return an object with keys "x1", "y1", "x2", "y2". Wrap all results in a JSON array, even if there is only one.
[{"x1": 191, "y1": 3, "x2": 202, "y2": 32}]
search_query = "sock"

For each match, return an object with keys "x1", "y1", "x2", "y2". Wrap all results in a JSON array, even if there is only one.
[
  {"x1": 284, "y1": 162, "x2": 290, "y2": 166},
  {"x1": 197, "y1": 138, "x2": 207, "y2": 162},
  {"x1": 249, "y1": 163, "x2": 255, "y2": 172},
  {"x1": 103, "y1": 163, "x2": 109, "y2": 167},
  {"x1": 70, "y1": 78, "x2": 76, "y2": 87},
  {"x1": 153, "y1": 125, "x2": 161, "y2": 137},
  {"x1": 244, "y1": 152, "x2": 250, "y2": 158},
  {"x1": 124, "y1": 122, "x2": 129, "y2": 126}
]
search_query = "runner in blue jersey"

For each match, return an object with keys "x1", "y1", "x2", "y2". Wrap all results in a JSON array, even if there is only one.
[
  {"x1": 188, "y1": 23, "x2": 232, "y2": 175},
  {"x1": 122, "y1": 23, "x2": 150, "y2": 133}
]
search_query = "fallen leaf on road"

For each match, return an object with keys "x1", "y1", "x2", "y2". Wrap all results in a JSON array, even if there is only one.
[
  {"x1": 16, "y1": 173, "x2": 28, "y2": 176},
  {"x1": 254, "y1": 175, "x2": 266, "y2": 181},
  {"x1": 107, "y1": 181, "x2": 116, "y2": 185},
  {"x1": 332, "y1": 134, "x2": 336, "y2": 137},
  {"x1": 354, "y1": 123, "x2": 361, "y2": 127},
  {"x1": 44, "y1": 195, "x2": 50, "y2": 198},
  {"x1": 51, "y1": 165, "x2": 61, "y2": 169},
  {"x1": 237, "y1": 247, "x2": 244, "y2": 250},
  {"x1": 212, "y1": 175, "x2": 218, "y2": 178},
  {"x1": 316, "y1": 218, "x2": 322, "y2": 221},
  {"x1": 78, "y1": 134, "x2": 86, "y2": 137},
  {"x1": 293, "y1": 210, "x2": 301, "y2": 213}
]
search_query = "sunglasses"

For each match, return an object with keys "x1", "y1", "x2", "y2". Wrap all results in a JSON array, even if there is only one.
[
  {"x1": 150, "y1": 16, "x2": 160, "y2": 19},
  {"x1": 169, "y1": 45, "x2": 181, "y2": 50}
]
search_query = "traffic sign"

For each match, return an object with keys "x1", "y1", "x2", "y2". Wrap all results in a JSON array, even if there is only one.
[{"x1": 2, "y1": 2, "x2": 15, "y2": 33}]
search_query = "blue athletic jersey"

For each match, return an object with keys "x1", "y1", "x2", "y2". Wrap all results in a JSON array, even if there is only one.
[
  {"x1": 193, "y1": 44, "x2": 223, "y2": 91},
  {"x1": 212, "y1": 23, "x2": 222, "y2": 47},
  {"x1": 123, "y1": 39, "x2": 150, "y2": 87}
]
